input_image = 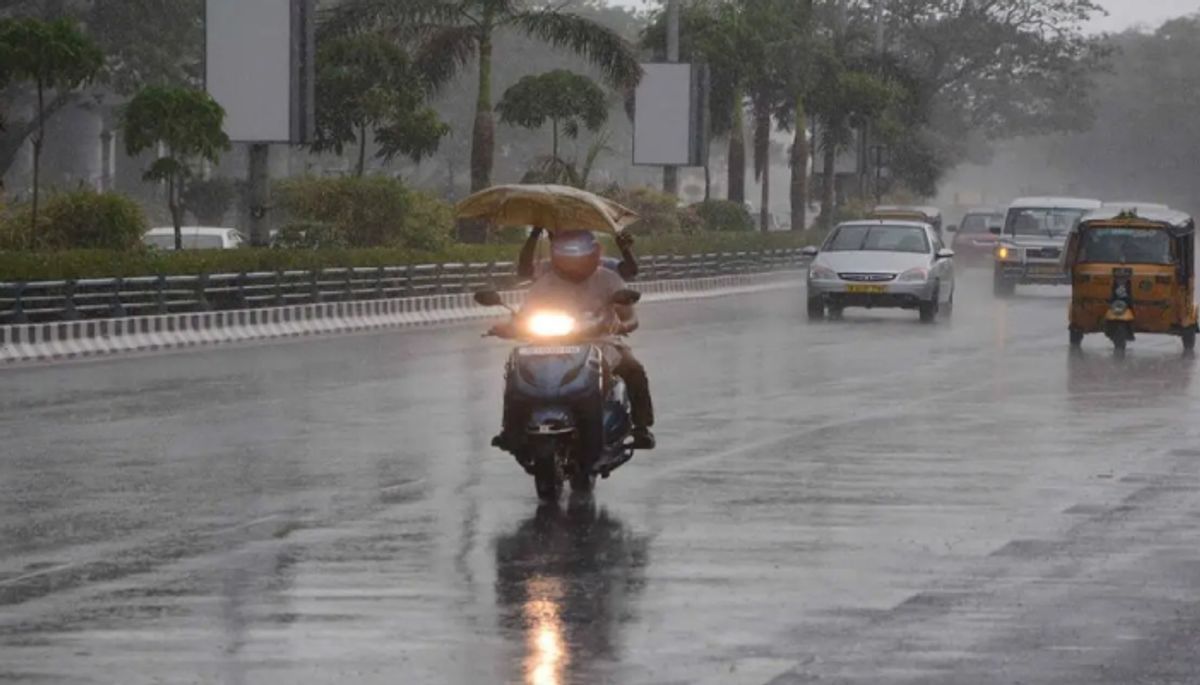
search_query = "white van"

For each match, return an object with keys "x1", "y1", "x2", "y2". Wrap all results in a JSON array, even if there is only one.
[
  {"x1": 992, "y1": 196, "x2": 1101, "y2": 296},
  {"x1": 143, "y1": 227, "x2": 245, "y2": 250}
]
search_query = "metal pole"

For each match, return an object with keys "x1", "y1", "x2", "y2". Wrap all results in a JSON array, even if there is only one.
[
  {"x1": 247, "y1": 143, "x2": 271, "y2": 247},
  {"x1": 663, "y1": 0, "x2": 680, "y2": 196}
]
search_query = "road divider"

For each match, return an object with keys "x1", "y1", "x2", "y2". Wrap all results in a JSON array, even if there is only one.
[{"x1": 0, "y1": 271, "x2": 803, "y2": 366}]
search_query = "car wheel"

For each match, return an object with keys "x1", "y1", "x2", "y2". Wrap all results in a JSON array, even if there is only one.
[
  {"x1": 827, "y1": 305, "x2": 844, "y2": 320},
  {"x1": 1069, "y1": 328, "x2": 1084, "y2": 347},
  {"x1": 919, "y1": 287, "x2": 939, "y2": 324},
  {"x1": 807, "y1": 296, "x2": 825, "y2": 320}
]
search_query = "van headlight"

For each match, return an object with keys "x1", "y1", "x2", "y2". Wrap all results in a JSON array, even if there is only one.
[{"x1": 526, "y1": 312, "x2": 577, "y2": 337}]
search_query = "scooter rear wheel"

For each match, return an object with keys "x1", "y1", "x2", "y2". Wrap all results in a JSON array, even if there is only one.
[{"x1": 529, "y1": 441, "x2": 563, "y2": 502}]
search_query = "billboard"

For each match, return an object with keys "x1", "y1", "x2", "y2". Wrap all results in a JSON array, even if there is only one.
[
  {"x1": 205, "y1": 0, "x2": 314, "y2": 143},
  {"x1": 633, "y1": 63, "x2": 708, "y2": 167}
]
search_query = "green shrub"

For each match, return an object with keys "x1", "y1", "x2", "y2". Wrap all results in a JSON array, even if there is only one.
[
  {"x1": 0, "y1": 190, "x2": 147, "y2": 251},
  {"x1": 275, "y1": 176, "x2": 453, "y2": 249},
  {"x1": 693, "y1": 199, "x2": 754, "y2": 232},
  {"x1": 0, "y1": 231, "x2": 812, "y2": 282},
  {"x1": 605, "y1": 186, "x2": 681, "y2": 235},
  {"x1": 271, "y1": 221, "x2": 346, "y2": 249}
]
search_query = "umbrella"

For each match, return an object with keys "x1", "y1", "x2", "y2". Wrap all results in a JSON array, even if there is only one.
[{"x1": 455, "y1": 184, "x2": 639, "y2": 235}]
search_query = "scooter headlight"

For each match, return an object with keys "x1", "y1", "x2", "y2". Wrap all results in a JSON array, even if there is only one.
[{"x1": 527, "y1": 311, "x2": 577, "y2": 338}]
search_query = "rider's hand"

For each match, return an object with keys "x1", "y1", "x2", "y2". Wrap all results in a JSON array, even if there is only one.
[
  {"x1": 616, "y1": 232, "x2": 634, "y2": 250},
  {"x1": 530, "y1": 226, "x2": 544, "y2": 240}
]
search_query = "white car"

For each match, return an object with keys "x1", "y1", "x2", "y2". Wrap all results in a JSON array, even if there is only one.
[
  {"x1": 143, "y1": 226, "x2": 246, "y2": 250},
  {"x1": 992, "y1": 196, "x2": 1102, "y2": 296},
  {"x1": 803, "y1": 220, "x2": 955, "y2": 323}
]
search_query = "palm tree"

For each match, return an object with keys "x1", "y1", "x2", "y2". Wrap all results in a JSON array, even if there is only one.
[{"x1": 324, "y1": 0, "x2": 641, "y2": 192}]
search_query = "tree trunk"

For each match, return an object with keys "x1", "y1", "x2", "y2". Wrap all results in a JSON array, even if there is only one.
[
  {"x1": 789, "y1": 94, "x2": 809, "y2": 232},
  {"x1": 169, "y1": 173, "x2": 183, "y2": 251},
  {"x1": 703, "y1": 157, "x2": 711, "y2": 202},
  {"x1": 754, "y1": 103, "x2": 770, "y2": 232},
  {"x1": 727, "y1": 91, "x2": 745, "y2": 204},
  {"x1": 30, "y1": 80, "x2": 45, "y2": 240},
  {"x1": 551, "y1": 117, "x2": 558, "y2": 163},
  {"x1": 470, "y1": 30, "x2": 495, "y2": 192},
  {"x1": 821, "y1": 132, "x2": 837, "y2": 229},
  {"x1": 357, "y1": 124, "x2": 367, "y2": 177}
]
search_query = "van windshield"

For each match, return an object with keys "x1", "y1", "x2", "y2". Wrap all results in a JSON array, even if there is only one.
[
  {"x1": 1079, "y1": 228, "x2": 1173, "y2": 265},
  {"x1": 1007, "y1": 208, "x2": 1090, "y2": 237}
]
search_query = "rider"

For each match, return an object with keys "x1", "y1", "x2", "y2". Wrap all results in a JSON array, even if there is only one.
[
  {"x1": 497, "y1": 229, "x2": 655, "y2": 450},
  {"x1": 518, "y1": 226, "x2": 639, "y2": 280}
]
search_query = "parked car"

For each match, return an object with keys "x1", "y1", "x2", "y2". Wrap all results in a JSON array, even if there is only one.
[
  {"x1": 143, "y1": 226, "x2": 246, "y2": 250},
  {"x1": 950, "y1": 207, "x2": 1005, "y2": 267},
  {"x1": 803, "y1": 220, "x2": 955, "y2": 323}
]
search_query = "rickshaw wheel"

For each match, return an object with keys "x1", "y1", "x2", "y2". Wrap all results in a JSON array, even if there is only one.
[
  {"x1": 1069, "y1": 329, "x2": 1084, "y2": 347},
  {"x1": 1183, "y1": 328, "x2": 1196, "y2": 352}
]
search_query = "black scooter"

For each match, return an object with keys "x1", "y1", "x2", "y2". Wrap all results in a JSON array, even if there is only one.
[{"x1": 475, "y1": 288, "x2": 642, "y2": 501}]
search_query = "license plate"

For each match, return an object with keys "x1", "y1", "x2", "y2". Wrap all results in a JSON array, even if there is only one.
[
  {"x1": 519, "y1": 345, "x2": 583, "y2": 356},
  {"x1": 1028, "y1": 264, "x2": 1063, "y2": 275},
  {"x1": 846, "y1": 284, "x2": 888, "y2": 294}
]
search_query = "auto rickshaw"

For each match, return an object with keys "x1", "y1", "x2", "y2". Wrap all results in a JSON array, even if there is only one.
[
  {"x1": 1063, "y1": 208, "x2": 1198, "y2": 352},
  {"x1": 870, "y1": 205, "x2": 944, "y2": 241}
]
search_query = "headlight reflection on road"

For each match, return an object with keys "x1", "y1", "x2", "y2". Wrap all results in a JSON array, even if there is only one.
[{"x1": 523, "y1": 576, "x2": 568, "y2": 685}]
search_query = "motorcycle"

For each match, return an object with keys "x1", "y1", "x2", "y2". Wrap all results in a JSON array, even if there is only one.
[{"x1": 475, "y1": 288, "x2": 642, "y2": 501}]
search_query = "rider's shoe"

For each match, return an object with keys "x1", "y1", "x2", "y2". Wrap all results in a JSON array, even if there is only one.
[{"x1": 630, "y1": 427, "x2": 656, "y2": 450}]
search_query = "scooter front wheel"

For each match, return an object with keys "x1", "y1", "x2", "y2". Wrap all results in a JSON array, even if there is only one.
[{"x1": 528, "y1": 440, "x2": 563, "y2": 502}]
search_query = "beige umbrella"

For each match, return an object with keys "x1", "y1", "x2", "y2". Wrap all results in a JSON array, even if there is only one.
[{"x1": 455, "y1": 184, "x2": 639, "y2": 235}]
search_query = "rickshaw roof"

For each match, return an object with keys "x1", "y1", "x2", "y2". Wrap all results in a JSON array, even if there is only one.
[
  {"x1": 1076, "y1": 208, "x2": 1195, "y2": 236},
  {"x1": 1009, "y1": 197, "x2": 1102, "y2": 210},
  {"x1": 871, "y1": 205, "x2": 941, "y2": 219}
]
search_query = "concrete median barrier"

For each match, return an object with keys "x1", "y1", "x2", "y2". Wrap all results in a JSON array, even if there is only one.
[{"x1": 0, "y1": 271, "x2": 803, "y2": 366}]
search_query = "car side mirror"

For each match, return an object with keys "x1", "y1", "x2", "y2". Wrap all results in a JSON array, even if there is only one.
[
  {"x1": 988, "y1": 226, "x2": 1002, "y2": 235},
  {"x1": 801, "y1": 246, "x2": 819, "y2": 257},
  {"x1": 612, "y1": 289, "x2": 642, "y2": 306},
  {"x1": 936, "y1": 248, "x2": 955, "y2": 260},
  {"x1": 474, "y1": 289, "x2": 503, "y2": 307}
]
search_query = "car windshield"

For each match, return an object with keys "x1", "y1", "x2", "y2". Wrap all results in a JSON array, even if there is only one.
[
  {"x1": 960, "y1": 213, "x2": 1001, "y2": 234},
  {"x1": 1006, "y1": 208, "x2": 1089, "y2": 237},
  {"x1": 825, "y1": 225, "x2": 930, "y2": 254},
  {"x1": 1078, "y1": 227, "x2": 1173, "y2": 265}
]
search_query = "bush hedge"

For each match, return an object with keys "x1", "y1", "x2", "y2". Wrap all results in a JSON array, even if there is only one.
[
  {"x1": 1, "y1": 190, "x2": 148, "y2": 251},
  {"x1": 274, "y1": 176, "x2": 453, "y2": 250},
  {"x1": 0, "y1": 231, "x2": 811, "y2": 282},
  {"x1": 693, "y1": 199, "x2": 755, "y2": 232}
]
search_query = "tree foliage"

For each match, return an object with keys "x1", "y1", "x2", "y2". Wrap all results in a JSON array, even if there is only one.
[
  {"x1": 496, "y1": 69, "x2": 608, "y2": 161},
  {"x1": 323, "y1": 0, "x2": 642, "y2": 193},
  {"x1": 312, "y1": 33, "x2": 449, "y2": 176},
  {"x1": 0, "y1": 16, "x2": 103, "y2": 233},
  {"x1": 122, "y1": 86, "x2": 230, "y2": 249}
]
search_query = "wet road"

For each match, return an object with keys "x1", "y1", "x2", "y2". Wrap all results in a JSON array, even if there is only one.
[{"x1": 4, "y1": 272, "x2": 1200, "y2": 684}]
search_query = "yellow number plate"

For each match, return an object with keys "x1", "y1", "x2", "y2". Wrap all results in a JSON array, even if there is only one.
[{"x1": 846, "y1": 284, "x2": 888, "y2": 294}]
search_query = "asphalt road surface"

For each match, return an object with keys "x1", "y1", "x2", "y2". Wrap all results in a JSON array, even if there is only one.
[{"x1": 5, "y1": 271, "x2": 1200, "y2": 685}]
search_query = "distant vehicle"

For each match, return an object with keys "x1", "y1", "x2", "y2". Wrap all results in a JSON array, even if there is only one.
[
  {"x1": 803, "y1": 220, "x2": 955, "y2": 323},
  {"x1": 950, "y1": 207, "x2": 1005, "y2": 267},
  {"x1": 143, "y1": 226, "x2": 245, "y2": 250},
  {"x1": 870, "y1": 205, "x2": 944, "y2": 241},
  {"x1": 992, "y1": 196, "x2": 1102, "y2": 296}
]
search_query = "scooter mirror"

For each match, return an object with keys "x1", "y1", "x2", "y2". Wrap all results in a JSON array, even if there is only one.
[
  {"x1": 611, "y1": 289, "x2": 642, "y2": 306},
  {"x1": 474, "y1": 289, "x2": 503, "y2": 307}
]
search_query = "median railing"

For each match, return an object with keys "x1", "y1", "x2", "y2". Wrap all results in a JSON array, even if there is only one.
[{"x1": 0, "y1": 249, "x2": 807, "y2": 324}]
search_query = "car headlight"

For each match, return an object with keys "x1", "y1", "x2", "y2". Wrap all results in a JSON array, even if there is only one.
[
  {"x1": 809, "y1": 265, "x2": 837, "y2": 281},
  {"x1": 996, "y1": 245, "x2": 1016, "y2": 261},
  {"x1": 526, "y1": 312, "x2": 576, "y2": 337},
  {"x1": 898, "y1": 267, "x2": 929, "y2": 282}
]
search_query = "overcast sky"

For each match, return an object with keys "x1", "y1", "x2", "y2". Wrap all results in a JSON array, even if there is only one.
[{"x1": 603, "y1": 0, "x2": 1200, "y2": 34}]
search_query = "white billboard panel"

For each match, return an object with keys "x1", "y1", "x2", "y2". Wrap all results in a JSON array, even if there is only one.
[
  {"x1": 633, "y1": 63, "x2": 708, "y2": 167},
  {"x1": 206, "y1": 0, "x2": 313, "y2": 143}
]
